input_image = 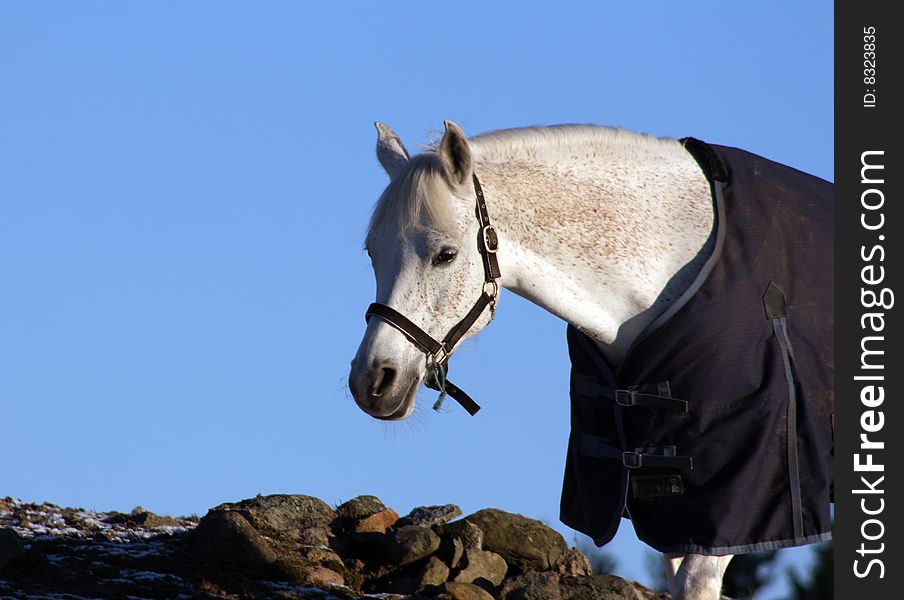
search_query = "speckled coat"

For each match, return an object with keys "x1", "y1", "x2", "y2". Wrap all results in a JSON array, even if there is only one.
[{"x1": 560, "y1": 141, "x2": 834, "y2": 555}]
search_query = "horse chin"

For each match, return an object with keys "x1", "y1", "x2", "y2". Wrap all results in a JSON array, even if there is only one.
[{"x1": 374, "y1": 379, "x2": 418, "y2": 421}]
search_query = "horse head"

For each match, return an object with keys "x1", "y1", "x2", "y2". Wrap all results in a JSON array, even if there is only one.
[{"x1": 349, "y1": 121, "x2": 499, "y2": 420}]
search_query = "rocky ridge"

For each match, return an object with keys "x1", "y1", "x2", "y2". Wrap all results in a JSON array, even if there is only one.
[{"x1": 0, "y1": 494, "x2": 666, "y2": 599}]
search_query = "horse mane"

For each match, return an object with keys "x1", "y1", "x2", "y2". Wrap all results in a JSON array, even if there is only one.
[
  {"x1": 366, "y1": 124, "x2": 678, "y2": 244},
  {"x1": 469, "y1": 124, "x2": 675, "y2": 163}
]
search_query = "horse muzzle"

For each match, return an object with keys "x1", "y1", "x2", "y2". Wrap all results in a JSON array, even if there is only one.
[{"x1": 348, "y1": 357, "x2": 418, "y2": 420}]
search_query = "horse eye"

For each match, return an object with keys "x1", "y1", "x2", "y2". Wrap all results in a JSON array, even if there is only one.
[{"x1": 432, "y1": 248, "x2": 458, "y2": 266}]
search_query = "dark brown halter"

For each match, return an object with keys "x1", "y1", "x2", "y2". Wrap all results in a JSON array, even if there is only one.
[{"x1": 365, "y1": 173, "x2": 500, "y2": 416}]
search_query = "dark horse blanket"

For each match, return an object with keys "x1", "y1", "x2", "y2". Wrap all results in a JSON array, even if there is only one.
[{"x1": 560, "y1": 140, "x2": 834, "y2": 555}]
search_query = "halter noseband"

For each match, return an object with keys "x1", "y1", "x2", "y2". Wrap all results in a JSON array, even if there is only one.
[{"x1": 364, "y1": 173, "x2": 500, "y2": 416}]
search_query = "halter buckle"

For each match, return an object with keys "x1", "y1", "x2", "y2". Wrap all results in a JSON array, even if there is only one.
[{"x1": 481, "y1": 225, "x2": 499, "y2": 253}]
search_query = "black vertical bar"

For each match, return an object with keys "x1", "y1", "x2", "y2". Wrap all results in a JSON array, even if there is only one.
[{"x1": 836, "y1": 0, "x2": 902, "y2": 596}]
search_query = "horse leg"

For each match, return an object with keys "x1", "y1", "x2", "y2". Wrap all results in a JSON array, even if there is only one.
[
  {"x1": 662, "y1": 553, "x2": 685, "y2": 591},
  {"x1": 670, "y1": 553, "x2": 733, "y2": 600}
]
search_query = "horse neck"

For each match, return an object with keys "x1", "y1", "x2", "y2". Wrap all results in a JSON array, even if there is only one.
[{"x1": 474, "y1": 138, "x2": 714, "y2": 365}]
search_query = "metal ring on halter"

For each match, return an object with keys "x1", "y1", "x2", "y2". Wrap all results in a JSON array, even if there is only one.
[
  {"x1": 484, "y1": 280, "x2": 499, "y2": 304},
  {"x1": 428, "y1": 345, "x2": 450, "y2": 370}
]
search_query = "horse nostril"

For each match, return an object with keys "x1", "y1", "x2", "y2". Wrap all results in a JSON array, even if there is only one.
[{"x1": 368, "y1": 364, "x2": 397, "y2": 398}]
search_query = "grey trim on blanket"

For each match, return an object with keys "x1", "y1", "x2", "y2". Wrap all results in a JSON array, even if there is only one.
[
  {"x1": 643, "y1": 531, "x2": 833, "y2": 557},
  {"x1": 629, "y1": 179, "x2": 728, "y2": 351},
  {"x1": 774, "y1": 316, "x2": 805, "y2": 539}
]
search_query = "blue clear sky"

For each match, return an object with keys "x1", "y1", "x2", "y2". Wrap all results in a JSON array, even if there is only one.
[{"x1": 1, "y1": 2, "x2": 831, "y2": 596}]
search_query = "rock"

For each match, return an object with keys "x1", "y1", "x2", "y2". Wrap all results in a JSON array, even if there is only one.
[
  {"x1": 190, "y1": 510, "x2": 277, "y2": 565},
  {"x1": 335, "y1": 496, "x2": 399, "y2": 539},
  {"x1": 336, "y1": 495, "x2": 387, "y2": 519},
  {"x1": 383, "y1": 525, "x2": 441, "y2": 566},
  {"x1": 437, "y1": 536, "x2": 465, "y2": 569},
  {"x1": 244, "y1": 547, "x2": 349, "y2": 589},
  {"x1": 337, "y1": 529, "x2": 385, "y2": 559},
  {"x1": 352, "y1": 507, "x2": 400, "y2": 533},
  {"x1": 498, "y1": 571, "x2": 563, "y2": 600},
  {"x1": 103, "y1": 507, "x2": 184, "y2": 528},
  {"x1": 381, "y1": 555, "x2": 450, "y2": 595},
  {"x1": 278, "y1": 562, "x2": 345, "y2": 587},
  {"x1": 0, "y1": 528, "x2": 24, "y2": 572},
  {"x1": 438, "y1": 581, "x2": 496, "y2": 600},
  {"x1": 298, "y1": 545, "x2": 345, "y2": 569},
  {"x1": 192, "y1": 495, "x2": 351, "y2": 590},
  {"x1": 559, "y1": 574, "x2": 653, "y2": 600},
  {"x1": 212, "y1": 494, "x2": 336, "y2": 539},
  {"x1": 312, "y1": 567, "x2": 345, "y2": 588},
  {"x1": 435, "y1": 519, "x2": 483, "y2": 550},
  {"x1": 462, "y1": 509, "x2": 566, "y2": 572},
  {"x1": 296, "y1": 526, "x2": 331, "y2": 546},
  {"x1": 452, "y1": 548, "x2": 507, "y2": 590},
  {"x1": 397, "y1": 504, "x2": 462, "y2": 528},
  {"x1": 418, "y1": 555, "x2": 451, "y2": 587},
  {"x1": 555, "y1": 547, "x2": 593, "y2": 577}
]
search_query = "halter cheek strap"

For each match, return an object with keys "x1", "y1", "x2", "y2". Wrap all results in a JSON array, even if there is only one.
[{"x1": 364, "y1": 173, "x2": 500, "y2": 416}]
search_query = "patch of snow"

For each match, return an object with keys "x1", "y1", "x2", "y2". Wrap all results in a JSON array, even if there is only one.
[
  {"x1": 153, "y1": 524, "x2": 192, "y2": 535},
  {"x1": 87, "y1": 540, "x2": 168, "y2": 559},
  {"x1": 118, "y1": 569, "x2": 179, "y2": 582},
  {"x1": 5, "y1": 594, "x2": 102, "y2": 600},
  {"x1": 263, "y1": 581, "x2": 350, "y2": 599}
]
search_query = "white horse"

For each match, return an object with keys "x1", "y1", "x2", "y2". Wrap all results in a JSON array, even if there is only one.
[{"x1": 350, "y1": 120, "x2": 735, "y2": 599}]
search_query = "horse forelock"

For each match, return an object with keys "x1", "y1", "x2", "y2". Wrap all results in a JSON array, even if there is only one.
[{"x1": 366, "y1": 153, "x2": 456, "y2": 246}]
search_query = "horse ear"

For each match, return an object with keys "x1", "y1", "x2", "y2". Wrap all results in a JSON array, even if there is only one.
[
  {"x1": 439, "y1": 120, "x2": 472, "y2": 187},
  {"x1": 375, "y1": 122, "x2": 409, "y2": 179}
]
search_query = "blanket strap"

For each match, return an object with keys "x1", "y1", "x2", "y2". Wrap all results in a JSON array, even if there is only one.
[
  {"x1": 573, "y1": 374, "x2": 688, "y2": 413},
  {"x1": 580, "y1": 434, "x2": 694, "y2": 470}
]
